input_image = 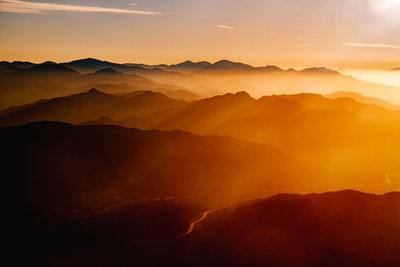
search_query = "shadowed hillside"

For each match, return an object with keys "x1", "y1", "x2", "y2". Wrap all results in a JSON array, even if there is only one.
[
  {"x1": 1, "y1": 121, "x2": 300, "y2": 222},
  {"x1": 1, "y1": 121, "x2": 307, "y2": 265},
  {"x1": 9, "y1": 190, "x2": 399, "y2": 266},
  {"x1": 326, "y1": 91, "x2": 400, "y2": 110},
  {"x1": 3, "y1": 91, "x2": 400, "y2": 194},
  {"x1": 0, "y1": 89, "x2": 186, "y2": 126},
  {"x1": 3, "y1": 58, "x2": 400, "y2": 109},
  {"x1": 146, "y1": 190, "x2": 400, "y2": 266}
]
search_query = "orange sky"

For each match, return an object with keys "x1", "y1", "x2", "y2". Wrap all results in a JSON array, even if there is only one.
[{"x1": 1, "y1": 0, "x2": 400, "y2": 69}]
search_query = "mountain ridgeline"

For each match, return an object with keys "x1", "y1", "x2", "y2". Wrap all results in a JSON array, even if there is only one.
[
  {"x1": 2, "y1": 58, "x2": 400, "y2": 266},
  {"x1": 2, "y1": 89, "x2": 400, "y2": 195},
  {"x1": 2, "y1": 58, "x2": 400, "y2": 110}
]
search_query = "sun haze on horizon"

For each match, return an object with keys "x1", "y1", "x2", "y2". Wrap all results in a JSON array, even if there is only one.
[{"x1": 1, "y1": 0, "x2": 400, "y2": 69}]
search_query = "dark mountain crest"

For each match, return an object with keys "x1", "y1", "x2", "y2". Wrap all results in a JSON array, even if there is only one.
[
  {"x1": 27, "y1": 63, "x2": 79, "y2": 74},
  {"x1": 231, "y1": 91, "x2": 252, "y2": 98},
  {"x1": 41, "y1": 61, "x2": 57, "y2": 65},
  {"x1": 88, "y1": 88, "x2": 104, "y2": 94},
  {"x1": 2, "y1": 58, "x2": 347, "y2": 75},
  {"x1": 213, "y1": 59, "x2": 252, "y2": 66},
  {"x1": 286, "y1": 68, "x2": 298, "y2": 72},
  {"x1": 94, "y1": 67, "x2": 120, "y2": 74},
  {"x1": 128, "y1": 90, "x2": 174, "y2": 100},
  {"x1": 0, "y1": 61, "x2": 36, "y2": 70},
  {"x1": 300, "y1": 67, "x2": 338, "y2": 74},
  {"x1": 259, "y1": 65, "x2": 284, "y2": 71},
  {"x1": 0, "y1": 65, "x2": 22, "y2": 73},
  {"x1": 173, "y1": 60, "x2": 212, "y2": 67},
  {"x1": 200, "y1": 59, "x2": 256, "y2": 71},
  {"x1": 67, "y1": 58, "x2": 112, "y2": 65},
  {"x1": 198, "y1": 91, "x2": 253, "y2": 103}
]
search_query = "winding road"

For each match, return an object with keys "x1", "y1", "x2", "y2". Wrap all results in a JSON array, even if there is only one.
[
  {"x1": 99, "y1": 206, "x2": 228, "y2": 258},
  {"x1": 154, "y1": 206, "x2": 227, "y2": 242},
  {"x1": 172, "y1": 208, "x2": 219, "y2": 239}
]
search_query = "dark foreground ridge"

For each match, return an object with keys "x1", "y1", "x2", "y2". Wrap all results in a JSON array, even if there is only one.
[
  {"x1": 100, "y1": 190, "x2": 400, "y2": 266},
  {"x1": 1, "y1": 122, "x2": 400, "y2": 266}
]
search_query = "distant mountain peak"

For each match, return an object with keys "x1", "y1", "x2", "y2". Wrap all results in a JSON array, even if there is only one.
[
  {"x1": 215, "y1": 59, "x2": 234, "y2": 64},
  {"x1": 41, "y1": 61, "x2": 57, "y2": 65},
  {"x1": 206, "y1": 91, "x2": 253, "y2": 101},
  {"x1": 262, "y1": 65, "x2": 283, "y2": 71},
  {"x1": 171, "y1": 60, "x2": 212, "y2": 69},
  {"x1": 77, "y1": 58, "x2": 106, "y2": 63},
  {"x1": 203, "y1": 60, "x2": 254, "y2": 71},
  {"x1": 301, "y1": 67, "x2": 338, "y2": 74},
  {"x1": 181, "y1": 60, "x2": 193, "y2": 64},
  {"x1": 87, "y1": 88, "x2": 104, "y2": 94},
  {"x1": 94, "y1": 67, "x2": 119, "y2": 74},
  {"x1": 27, "y1": 63, "x2": 78, "y2": 74},
  {"x1": 234, "y1": 91, "x2": 251, "y2": 97}
]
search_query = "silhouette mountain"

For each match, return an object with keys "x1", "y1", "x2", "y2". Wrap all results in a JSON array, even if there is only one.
[
  {"x1": 0, "y1": 89, "x2": 186, "y2": 126},
  {"x1": 168, "y1": 60, "x2": 213, "y2": 73},
  {"x1": 63, "y1": 58, "x2": 130, "y2": 73},
  {"x1": 196, "y1": 60, "x2": 255, "y2": 73},
  {"x1": 0, "y1": 121, "x2": 288, "y2": 264},
  {"x1": 326, "y1": 91, "x2": 400, "y2": 110},
  {"x1": 176, "y1": 190, "x2": 400, "y2": 266},
  {"x1": 3, "y1": 58, "x2": 400, "y2": 110},
  {"x1": 154, "y1": 91, "x2": 390, "y2": 136},
  {"x1": 258, "y1": 65, "x2": 284, "y2": 72},
  {"x1": 156, "y1": 91, "x2": 254, "y2": 133},
  {"x1": 300, "y1": 66, "x2": 339, "y2": 74},
  {"x1": 63, "y1": 58, "x2": 171, "y2": 74},
  {"x1": 5, "y1": 90, "x2": 400, "y2": 187},
  {"x1": 0, "y1": 60, "x2": 35, "y2": 70},
  {"x1": 1, "y1": 121, "x2": 293, "y2": 223},
  {"x1": 19, "y1": 189, "x2": 398, "y2": 266},
  {"x1": 26, "y1": 62, "x2": 79, "y2": 75},
  {"x1": 0, "y1": 65, "x2": 22, "y2": 74},
  {"x1": 94, "y1": 67, "x2": 120, "y2": 75}
]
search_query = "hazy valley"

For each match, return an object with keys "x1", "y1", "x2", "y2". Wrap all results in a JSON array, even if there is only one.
[{"x1": 1, "y1": 58, "x2": 400, "y2": 266}]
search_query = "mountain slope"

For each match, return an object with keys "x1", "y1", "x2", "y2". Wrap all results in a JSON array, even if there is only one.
[
  {"x1": 167, "y1": 190, "x2": 400, "y2": 266},
  {"x1": 0, "y1": 89, "x2": 186, "y2": 126},
  {"x1": 155, "y1": 91, "x2": 254, "y2": 133},
  {"x1": 1, "y1": 121, "x2": 295, "y2": 221},
  {"x1": 195, "y1": 60, "x2": 256, "y2": 73},
  {"x1": 167, "y1": 60, "x2": 212, "y2": 73},
  {"x1": 326, "y1": 91, "x2": 400, "y2": 110},
  {"x1": 63, "y1": 58, "x2": 133, "y2": 73}
]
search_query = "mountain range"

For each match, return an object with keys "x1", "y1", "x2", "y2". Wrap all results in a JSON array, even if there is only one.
[
  {"x1": 2, "y1": 58, "x2": 400, "y2": 266},
  {"x1": 1, "y1": 121, "x2": 297, "y2": 221},
  {"x1": 0, "y1": 89, "x2": 185, "y2": 125},
  {"x1": 326, "y1": 91, "x2": 400, "y2": 110},
  {"x1": 2, "y1": 58, "x2": 400, "y2": 110},
  {"x1": 0, "y1": 58, "x2": 335, "y2": 74},
  {"x1": 159, "y1": 190, "x2": 400, "y2": 266},
  {"x1": 2, "y1": 89, "x2": 400, "y2": 194}
]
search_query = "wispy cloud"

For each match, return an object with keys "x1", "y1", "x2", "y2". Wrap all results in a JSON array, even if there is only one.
[
  {"x1": 217, "y1": 25, "x2": 236, "y2": 30},
  {"x1": 0, "y1": 0, "x2": 160, "y2": 15},
  {"x1": 343, "y1": 42, "x2": 400, "y2": 49}
]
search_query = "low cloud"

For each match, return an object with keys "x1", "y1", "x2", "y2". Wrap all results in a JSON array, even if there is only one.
[
  {"x1": 343, "y1": 42, "x2": 400, "y2": 49},
  {"x1": 0, "y1": 0, "x2": 160, "y2": 15},
  {"x1": 217, "y1": 25, "x2": 236, "y2": 30}
]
